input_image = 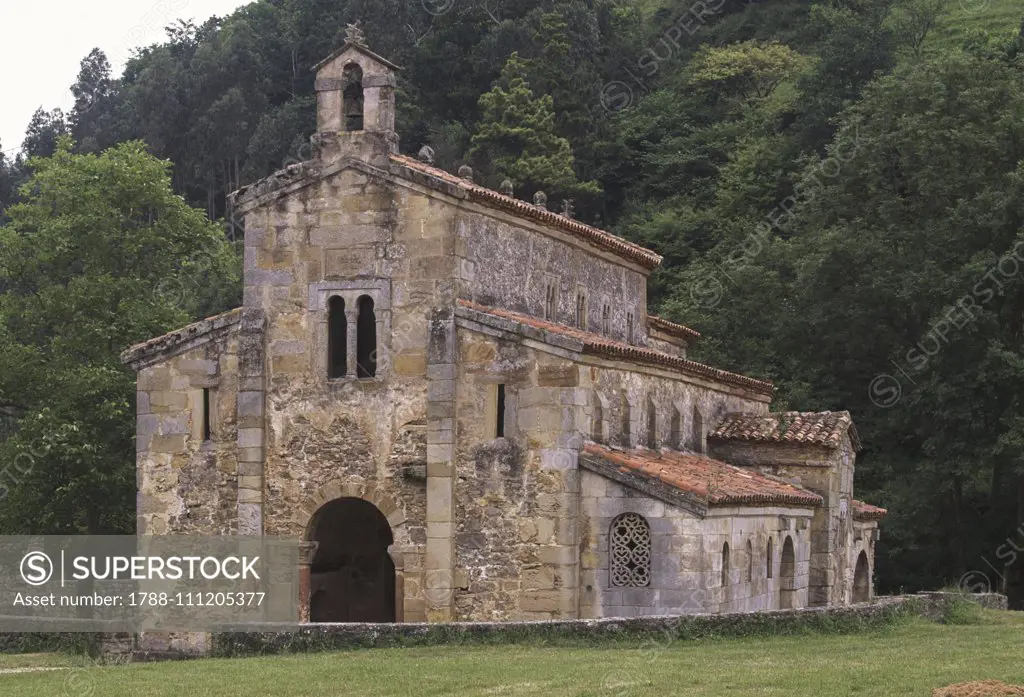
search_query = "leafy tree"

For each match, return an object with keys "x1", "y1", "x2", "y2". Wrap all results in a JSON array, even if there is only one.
[
  {"x1": 690, "y1": 40, "x2": 810, "y2": 103},
  {"x1": 468, "y1": 52, "x2": 599, "y2": 202},
  {"x1": 886, "y1": 0, "x2": 945, "y2": 58},
  {"x1": 0, "y1": 139, "x2": 240, "y2": 533},
  {"x1": 21, "y1": 108, "x2": 69, "y2": 158}
]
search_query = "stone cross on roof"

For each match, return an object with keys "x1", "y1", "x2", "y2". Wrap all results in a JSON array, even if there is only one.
[{"x1": 345, "y1": 22, "x2": 367, "y2": 47}]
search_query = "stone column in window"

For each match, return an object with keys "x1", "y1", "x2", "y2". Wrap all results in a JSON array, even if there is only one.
[{"x1": 346, "y1": 304, "x2": 358, "y2": 378}]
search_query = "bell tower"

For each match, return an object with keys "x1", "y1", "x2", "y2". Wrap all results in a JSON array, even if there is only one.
[{"x1": 313, "y1": 23, "x2": 400, "y2": 166}]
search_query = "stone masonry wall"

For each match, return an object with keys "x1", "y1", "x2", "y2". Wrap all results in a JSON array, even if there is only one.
[
  {"x1": 136, "y1": 330, "x2": 240, "y2": 536},
  {"x1": 450, "y1": 316, "x2": 770, "y2": 621},
  {"x1": 578, "y1": 471, "x2": 814, "y2": 618},
  {"x1": 708, "y1": 436, "x2": 859, "y2": 608},
  {"x1": 457, "y1": 209, "x2": 649, "y2": 347},
  {"x1": 239, "y1": 164, "x2": 464, "y2": 622}
]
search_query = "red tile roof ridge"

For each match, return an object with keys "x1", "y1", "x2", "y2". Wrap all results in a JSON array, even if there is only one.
[
  {"x1": 852, "y1": 499, "x2": 887, "y2": 520},
  {"x1": 647, "y1": 315, "x2": 701, "y2": 341},
  {"x1": 456, "y1": 300, "x2": 773, "y2": 396},
  {"x1": 390, "y1": 154, "x2": 662, "y2": 270},
  {"x1": 710, "y1": 410, "x2": 861, "y2": 451},
  {"x1": 581, "y1": 443, "x2": 822, "y2": 508}
]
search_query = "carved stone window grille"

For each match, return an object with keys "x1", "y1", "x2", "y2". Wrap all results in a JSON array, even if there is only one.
[{"x1": 610, "y1": 513, "x2": 651, "y2": 588}]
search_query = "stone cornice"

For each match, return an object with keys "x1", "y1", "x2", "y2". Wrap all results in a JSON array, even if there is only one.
[{"x1": 120, "y1": 308, "x2": 243, "y2": 371}]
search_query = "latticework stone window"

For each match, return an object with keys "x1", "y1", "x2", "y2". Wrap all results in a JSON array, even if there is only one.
[{"x1": 610, "y1": 513, "x2": 651, "y2": 588}]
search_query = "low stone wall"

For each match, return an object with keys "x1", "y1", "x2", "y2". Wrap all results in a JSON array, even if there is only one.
[
  {"x1": 913, "y1": 592, "x2": 1008, "y2": 620},
  {"x1": 208, "y1": 596, "x2": 913, "y2": 659},
  {"x1": 0, "y1": 592, "x2": 1005, "y2": 661}
]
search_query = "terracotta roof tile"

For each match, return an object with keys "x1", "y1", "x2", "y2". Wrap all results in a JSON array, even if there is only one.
[
  {"x1": 853, "y1": 500, "x2": 887, "y2": 521},
  {"x1": 582, "y1": 444, "x2": 822, "y2": 508},
  {"x1": 390, "y1": 154, "x2": 662, "y2": 270},
  {"x1": 648, "y1": 315, "x2": 701, "y2": 342},
  {"x1": 709, "y1": 411, "x2": 861, "y2": 451},
  {"x1": 457, "y1": 300, "x2": 773, "y2": 396}
]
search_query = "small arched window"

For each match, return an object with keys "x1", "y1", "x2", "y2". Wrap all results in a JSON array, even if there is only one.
[
  {"x1": 610, "y1": 513, "x2": 651, "y2": 587},
  {"x1": 342, "y1": 63, "x2": 364, "y2": 132},
  {"x1": 356, "y1": 295, "x2": 377, "y2": 378},
  {"x1": 646, "y1": 398, "x2": 657, "y2": 449},
  {"x1": 721, "y1": 542, "x2": 730, "y2": 587},
  {"x1": 576, "y1": 291, "x2": 587, "y2": 329},
  {"x1": 746, "y1": 540, "x2": 753, "y2": 582},
  {"x1": 620, "y1": 394, "x2": 632, "y2": 448},
  {"x1": 592, "y1": 396, "x2": 604, "y2": 443},
  {"x1": 328, "y1": 296, "x2": 347, "y2": 378},
  {"x1": 545, "y1": 283, "x2": 557, "y2": 320},
  {"x1": 669, "y1": 405, "x2": 682, "y2": 450},
  {"x1": 767, "y1": 537, "x2": 774, "y2": 579}
]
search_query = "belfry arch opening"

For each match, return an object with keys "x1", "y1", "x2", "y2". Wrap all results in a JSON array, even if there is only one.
[
  {"x1": 342, "y1": 63, "x2": 364, "y2": 132},
  {"x1": 306, "y1": 497, "x2": 395, "y2": 622}
]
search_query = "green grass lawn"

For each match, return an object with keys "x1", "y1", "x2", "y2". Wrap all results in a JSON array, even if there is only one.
[{"x1": 1, "y1": 610, "x2": 1023, "y2": 696}]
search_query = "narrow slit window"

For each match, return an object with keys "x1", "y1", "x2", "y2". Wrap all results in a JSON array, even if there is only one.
[
  {"x1": 602, "y1": 304, "x2": 611, "y2": 334},
  {"x1": 620, "y1": 394, "x2": 631, "y2": 448},
  {"x1": 356, "y1": 295, "x2": 377, "y2": 378},
  {"x1": 670, "y1": 406, "x2": 681, "y2": 450},
  {"x1": 646, "y1": 398, "x2": 657, "y2": 449},
  {"x1": 767, "y1": 538, "x2": 774, "y2": 579},
  {"x1": 722, "y1": 543, "x2": 730, "y2": 587},
  {"x1": 746, "y1": 540, "x2": 753, "y2": 582},
  {"x1": 692, "y1": 405, "x2": 704, "y2": 453},
  {"x1": 328, "y1": 296, "x2": 347, "y2": 378},
  {"x1": 626, "y1": 312, "x2": 634, "y2": 344},
  {"x1": 202, "y1": 388, "x2": 212, "y2": 441},
  {"x1": 496, "y1": 384, "x2": 506, "y2": 438},
  {"x1": 592, "y1": 397, "x2": 604, "y2": 443}
]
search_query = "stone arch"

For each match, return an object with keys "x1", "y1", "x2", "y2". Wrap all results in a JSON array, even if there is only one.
[
  {"x1": 299, "y1": 480, "x2": 407, "y2": 623},
  {"x1": 301, "y1": 479, "x2": 407, "y2": 537},
  {"x1": 306, "y1": 496, "x2": 396, "y2": 622},
  {"x1": 853, "y1": 550, "x2": 870, "y2": 603},
  {"x1": 780, "y1": 535, "x2": 796, "y2": 609}
]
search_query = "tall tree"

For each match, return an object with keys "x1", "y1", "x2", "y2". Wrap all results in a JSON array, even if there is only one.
[
  {"x1": 0, "y1": 139, "x2": 240, "y2": 534},
  {"x1": 70, "y1": 48, "x2": 122, "y2": 153},
  {"x1": 21, "y1": 108, "x2": 69, "y2": 159},
  {"x1": 468, "y1": 52, "x2": 599, "y2": 205}
]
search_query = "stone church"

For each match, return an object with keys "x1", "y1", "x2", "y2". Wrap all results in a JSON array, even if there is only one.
[{"x1": 122, "y1": 30, "x2": 886, "y2": 623}]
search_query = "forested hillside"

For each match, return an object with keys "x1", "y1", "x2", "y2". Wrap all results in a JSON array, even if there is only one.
[{"x1": 1, "y1": 0, "x2": 1023, "y2": 603}]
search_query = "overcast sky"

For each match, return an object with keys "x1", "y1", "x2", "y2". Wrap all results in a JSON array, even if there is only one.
[{"x1": 1, "y1": 0, "x2": 251, "y2": 156}]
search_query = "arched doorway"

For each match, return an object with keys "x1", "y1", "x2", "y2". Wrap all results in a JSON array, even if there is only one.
[
  {"x1": 853, "y1": 551, "x2": 870, "y2": 603},
  {"x1": 780, "y1": 536, "x2": 796, "y2": 609},
  {"x1": 307, "y1": 497, "x2": 395, "y2": 622}
]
